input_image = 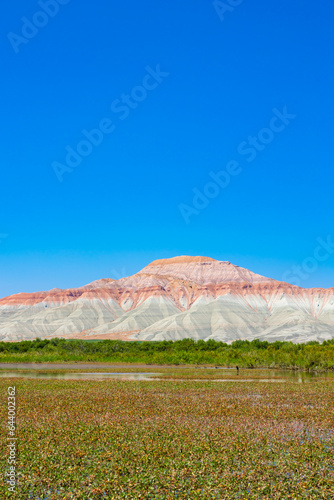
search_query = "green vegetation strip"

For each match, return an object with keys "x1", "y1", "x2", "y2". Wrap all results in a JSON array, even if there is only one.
[{"x1": 1, "y1": 338, "x2": 334, "y2": 370}]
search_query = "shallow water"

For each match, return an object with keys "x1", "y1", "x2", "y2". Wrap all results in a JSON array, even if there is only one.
[
  {"x1": 0, "y1": 371, "x2": 333, "y2": 382},
  {"x1": 153, "y1": 378, "x2": 288, "y2": 383},
  {"x1": 0, "y1": 366, "x2": 333, "y2": 382},
  {"x1": 0, "y1": 372, "x2": 161, "y2": 381}
]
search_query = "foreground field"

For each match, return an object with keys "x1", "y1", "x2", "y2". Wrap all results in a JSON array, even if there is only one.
[{"x1": 1, "y1": 369, "x2": 334, "y2": 499}]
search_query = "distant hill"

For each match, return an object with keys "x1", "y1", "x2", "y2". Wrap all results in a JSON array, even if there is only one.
[{"x1": 1, "y1": 256, "x2": 333, "y2": 343}]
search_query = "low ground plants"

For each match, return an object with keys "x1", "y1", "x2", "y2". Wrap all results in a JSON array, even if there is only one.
[{"x1": 0, "y1": 369, "x2": 333, "y2": 498}]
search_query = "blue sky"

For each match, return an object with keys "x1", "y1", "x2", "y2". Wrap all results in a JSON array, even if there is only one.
[{"x1": 1, "y1": 0, "x2": 334, "y2": 297}]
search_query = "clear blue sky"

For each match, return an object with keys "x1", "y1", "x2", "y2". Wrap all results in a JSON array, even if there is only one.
[{"x1": 1, "y1": 0, "x2": 334, "y2": 297}]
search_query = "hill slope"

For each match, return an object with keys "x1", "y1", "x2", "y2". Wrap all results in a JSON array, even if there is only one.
[{"x1": 0, "y1": 256, "x2": 333, "y2": 342}]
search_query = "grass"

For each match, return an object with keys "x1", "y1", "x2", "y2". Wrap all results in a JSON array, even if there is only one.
[{"x1": 0, "y1": 368, "x2": 334, "y2": 498}]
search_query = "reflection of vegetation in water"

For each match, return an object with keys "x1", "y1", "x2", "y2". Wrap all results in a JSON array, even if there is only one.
[
  {"x1": 0, "y1": 375, "x2": 333, "y2": 498},
  {"x1": 0, "y1": 371, "x2": 161, "y2": 380},
  {"x1": 1, "y1": 367, "x2": 333, "y2": 382},
  {"x1": 1, "y1": 337, "x2": 334, "y2": 369}
]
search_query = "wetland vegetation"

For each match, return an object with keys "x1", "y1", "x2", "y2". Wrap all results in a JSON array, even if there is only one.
[
  {"x1": 1, "y1": 338, "x2": 334, "y2": 370},
  {"x1": 1, "y1": 367, "x2": 333, "y2": 498}
]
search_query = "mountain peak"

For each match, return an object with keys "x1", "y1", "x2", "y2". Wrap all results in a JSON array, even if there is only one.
[
  {"x1": 147, "y1": 256, "x2": 217, "y2": 266},
  {"x1": 139, "y1": 255, "x2": 274, "y2": 285},
  {"x1": 1, "y1": 255, "x2": 333, "y2": 344}
]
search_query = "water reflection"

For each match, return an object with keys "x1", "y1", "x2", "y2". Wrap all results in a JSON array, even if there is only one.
[
  {"x1": 0, "y1": 369, "x2": 333, "y2": 382},
  {"x1": 0, "y1": 372, "x2": 161, "y2": 381}
]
